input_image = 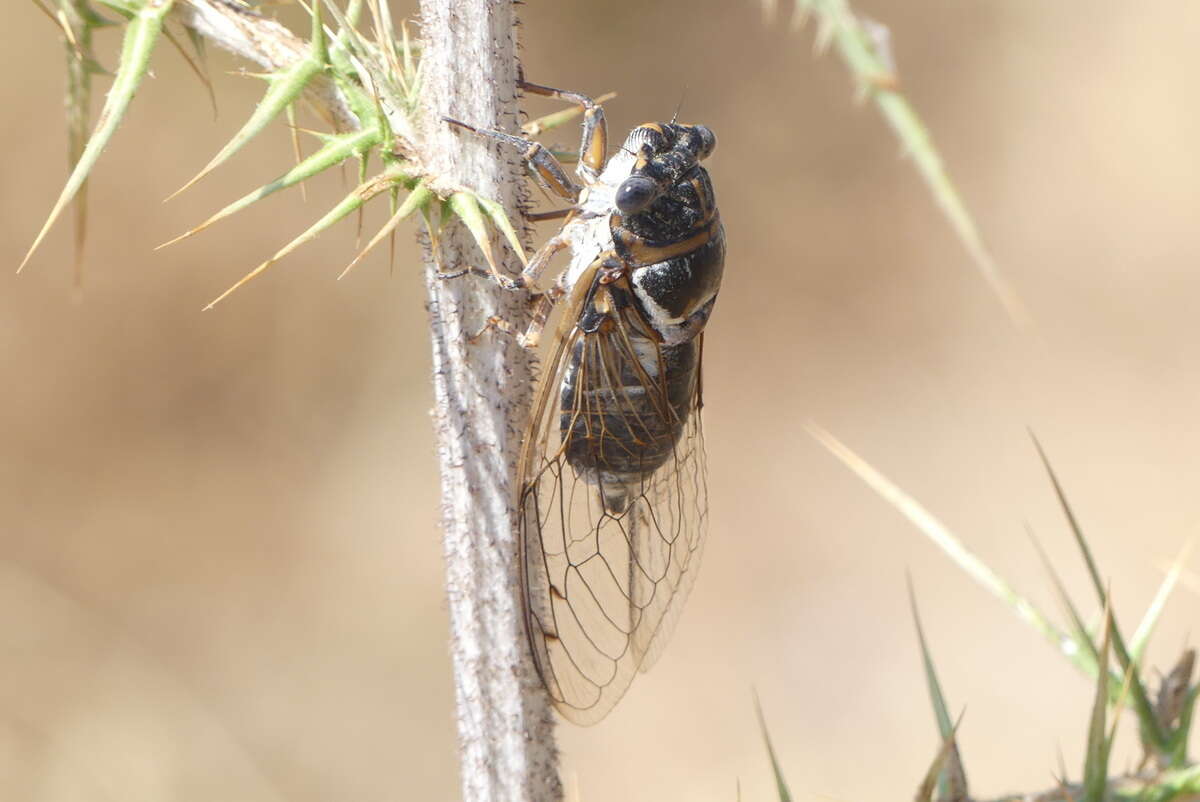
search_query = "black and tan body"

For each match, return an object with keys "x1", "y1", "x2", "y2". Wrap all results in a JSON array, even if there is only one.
[{"x1": 448, "y1": 85, "x2": 725, "y2": 725}]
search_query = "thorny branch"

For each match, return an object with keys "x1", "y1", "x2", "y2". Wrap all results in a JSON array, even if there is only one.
[{"x1": 158, "y1": 0, "x2": 562, "y2": 798}]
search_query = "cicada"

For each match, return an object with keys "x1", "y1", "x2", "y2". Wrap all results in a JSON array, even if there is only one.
[{"x1": 448, "y1": 81, "x2": 724, "y2": 724}]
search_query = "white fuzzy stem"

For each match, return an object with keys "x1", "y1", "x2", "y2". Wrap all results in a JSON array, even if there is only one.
[
  {"x1": 149, "y1": 1, "x2": 561, "y2": 795},
  {"x1": 417, "y1": 2, "x2": 562, "y2": 800}
]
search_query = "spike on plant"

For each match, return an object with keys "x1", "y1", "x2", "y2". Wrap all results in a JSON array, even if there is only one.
[
  {"x1": 157, "y1": 124, "x2": 384, "y2": 250},
  {"x1": 22, "y1": 0, "x2": 177, "y2": 273},
  {"x1": 806, "y1": 421, "x2": 1200, "y2": 800},
  {"x1": 914, "y1": 712, "x2": 966, "y2": 802},
  {"x1": 780, "y1": 0, "x2": 1028, "y2": 327},
  {"x1": 754, "y1": 692, "x2": 793, "y2": 802},
  {"x1": 341, "y1": 183, "x2": 433, "y2": 279},
  {"x1": 203, "y1": 166, "x2": 413, "y2": 309},
  {"x1": 908, "y1": 577, "x2": 969, "y2": 802},
  {"x1": 166, "y1": 0, "x2": 330, "y2": 201}
]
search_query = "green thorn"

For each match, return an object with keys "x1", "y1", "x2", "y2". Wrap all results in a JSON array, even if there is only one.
[
  {"x1": 473, "y1": 194, "x2": 528, "y2": 267},
  {"x1": 753, "y1": 692, "x2": 793, "y2": 802},
  {"x1": 1131, "y1": 541, "x2": 1193, "y2": 662},
  {"x1": 1028, "y1": 526, "x2": 1107, "y2": 691},
  {"x1": 448, "y1": 191, "x2": 500, "y2": 275},
  {"x1": 340, "y1": 183, "x2": 431, "y2": 279},
  {"x1": 908, "y1": 576, "x2": 968, "y2": 801},
  {"x1": 1031, "y1": 432, "x2": 1169, "y2": 751},
  {"x1": 22, "y1": 0, "x2": 175, "y2": 272},
  {"x1": 204, "y1": 167, "x2": 407, "y2": 309},
  {"x1": 914, "y1": 711, "x2": 966, "y2": 802},
  {"x1": 167, "y1": 11, "x2": 328, "y2": 200},
  {"x1": 159, "y1": 124, "x2": 382, "y2": 249},
  {"x1": 787, "y1": 1, "x2": 1027, "y2": 327},
  {"x1": 1082, "y1": 604, "x2": 1114, "y2": 802},
  {"x1": 806, "y1": 423, "x2": 1084, "y2": 674}
]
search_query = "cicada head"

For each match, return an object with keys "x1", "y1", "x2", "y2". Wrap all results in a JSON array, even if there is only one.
[{"x1": 611, "y1": 123, "x2": 719, "y2": 242}]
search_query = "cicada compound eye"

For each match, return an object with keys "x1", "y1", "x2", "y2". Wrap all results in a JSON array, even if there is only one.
[
  {"x1": 615, "y1": 175, "x2": 659, "y2": 214},
  {"x1": 695, "y1": 125, "x2": 716, "y2": 159}
]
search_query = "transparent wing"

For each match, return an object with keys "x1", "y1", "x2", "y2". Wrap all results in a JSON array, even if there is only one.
[{"x1": 518, "y1": 274, "x2": 709, "y2": 726}]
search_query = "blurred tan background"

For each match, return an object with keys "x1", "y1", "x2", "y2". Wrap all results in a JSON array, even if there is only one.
[{"x1": 4, "y1": 1, "x2": 1200, "y2": 799}]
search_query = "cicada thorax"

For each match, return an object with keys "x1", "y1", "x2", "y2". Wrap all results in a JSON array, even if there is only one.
[{"x1": 611, "y1": 124, "x2": 726, "y2": 347}]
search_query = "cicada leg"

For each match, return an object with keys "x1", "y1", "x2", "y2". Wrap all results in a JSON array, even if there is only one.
[
  {"x1": 463, "y1": 237, "x2": 568, "y2": 349},
  {"x1": 518, "y1": 286, "x2": 565, "y2": 350},
  {"x1": 444, "y1": 117, "x2": 581, "y2": 203},
  {"x1": 465, "y1": 289, "x2": 560, "y2": 350},
  {"x1": 518, "y1": 80, "x2": 608, "y2": 179},
  {"x1": 525, "y1": 208, "x2": 573, "y2": 223}
]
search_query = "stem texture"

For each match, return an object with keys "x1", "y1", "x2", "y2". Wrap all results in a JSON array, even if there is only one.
[{"x1": 418, "y1": 2, "x2": 562, "y2": 800}]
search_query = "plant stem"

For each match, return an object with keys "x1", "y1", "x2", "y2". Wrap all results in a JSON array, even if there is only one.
[
  {"x1": 418, "y1": 2, "x2": 561, "y2": 801},
  {"x1": 67, "y1": 0, "x2": 558, "y2": 794}
]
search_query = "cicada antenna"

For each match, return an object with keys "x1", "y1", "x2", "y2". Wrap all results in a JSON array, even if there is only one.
[{"x1": 670, "y1": 87, "x2": 689, "y2": 125}]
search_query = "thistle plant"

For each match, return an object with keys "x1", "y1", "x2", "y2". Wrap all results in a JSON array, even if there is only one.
[
  {"x1": 750, "y1": 424, "x2": 1200, "y2": 802},
  {"x1": 24, "y1": 0, "x2": 1033, "y2": 800},
  {"x1": 26, "y1": 1, "x2": 559, "y2": 798}
]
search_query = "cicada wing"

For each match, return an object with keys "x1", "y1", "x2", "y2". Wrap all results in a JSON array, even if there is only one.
[
  {"x1": 626, "y1": 390, "x2": 708, "y2": 671},
  {"x1": 518, "y1": 279, "x2": 709, "y2": 726}
]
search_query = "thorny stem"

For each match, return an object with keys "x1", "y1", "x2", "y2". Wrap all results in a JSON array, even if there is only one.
[
  {"x1": 161, "y1": 0, "x2": 560, "y2": 797},
  {"x1": 418, "y1": 2, "x2": 561, "y2": 802}
]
